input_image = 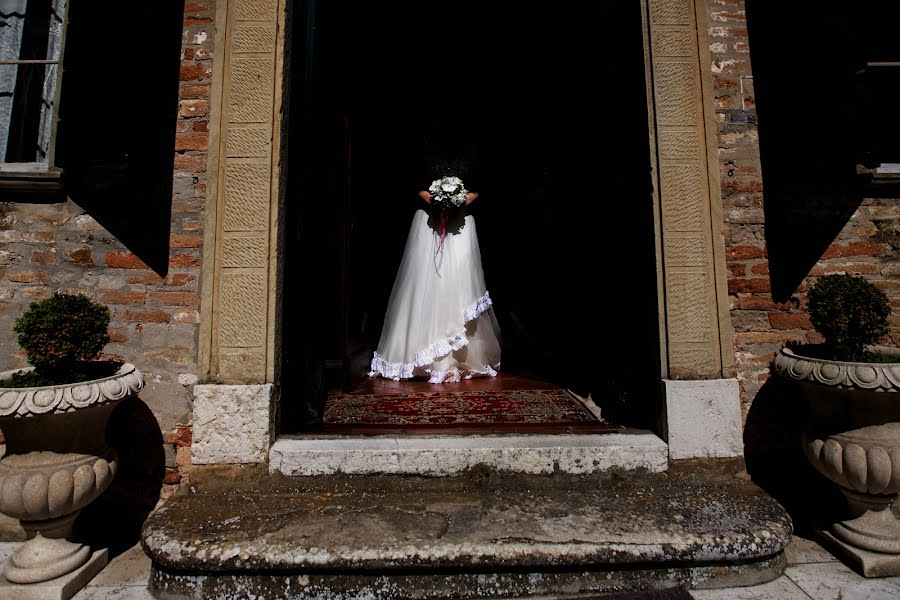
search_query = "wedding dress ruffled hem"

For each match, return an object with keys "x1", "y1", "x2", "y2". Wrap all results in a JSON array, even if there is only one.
[{"x1": 369, "y1": 291, "x2": 499, "y2": 383}]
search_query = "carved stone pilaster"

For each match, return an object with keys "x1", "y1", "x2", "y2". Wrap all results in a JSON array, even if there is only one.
[
  {"x1": 200, "y1": 0, "x2": 288, "y2": 384},
  {"x1": 648, "y1": 0, "x2": 732, "y2": 379}
]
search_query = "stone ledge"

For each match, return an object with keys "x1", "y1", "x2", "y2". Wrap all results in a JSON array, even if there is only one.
[
  {"x1": 269, "y1": 432, "x2": 669, "y2": 476},
  {"x1": 141, "y1": 470, "x2": 792, "y2": 598}
]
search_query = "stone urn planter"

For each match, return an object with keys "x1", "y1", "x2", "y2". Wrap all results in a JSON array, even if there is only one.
[
  {"x1": 774, "y1": 346, "x2": 900, "y2": 576},
  {"x1": 0, "y1": 362, "x2": 143, "y2": 585}
]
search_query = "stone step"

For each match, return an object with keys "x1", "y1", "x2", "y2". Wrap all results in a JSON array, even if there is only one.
[
  {"x1": 269, "y1": 431, "x2": 669, "y2": 477},
  {"x1": 141, "y1": 469, "x2": 792, "y2": 599}
]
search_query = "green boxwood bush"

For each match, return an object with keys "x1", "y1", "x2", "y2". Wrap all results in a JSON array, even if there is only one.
[
  {"x1": 807, "y1": 274, "x2": 890, "y2": 362},
  {"x1": 5, "y1": 293, "x2": 112, "y2": 387}
]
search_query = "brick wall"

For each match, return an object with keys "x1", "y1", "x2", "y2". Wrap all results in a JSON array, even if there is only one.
[
  {"x1": 706, "y1": 0, "x2": 900, "y2": 418},
  {"x1": 0, "y1": 0, "x2": 215, "y2": 500}
]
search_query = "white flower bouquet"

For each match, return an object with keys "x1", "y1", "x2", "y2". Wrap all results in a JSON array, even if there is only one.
[{"x1": 428, "y1": 176, "x2": 468, "y2": 211}]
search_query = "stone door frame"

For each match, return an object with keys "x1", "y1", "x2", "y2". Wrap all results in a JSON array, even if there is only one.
[{"x1": 192, "y1": 0, "x2": 743, "y2": 465}]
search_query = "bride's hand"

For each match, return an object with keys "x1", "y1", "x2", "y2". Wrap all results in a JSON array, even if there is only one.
[
  {"x1": 465, "y1": 192, "x2": 479, "y2": 205},
  {"x1": 418, "y1": 190, "x2": 432, "y2": 205}
]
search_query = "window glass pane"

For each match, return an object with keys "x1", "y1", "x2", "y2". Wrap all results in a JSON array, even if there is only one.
[
  {"x1": 0, "y1": 0, "x2": 28, "y2": 160},
  {"x1": 0, "y1": 0, "x2": 66, "y2": 164}
]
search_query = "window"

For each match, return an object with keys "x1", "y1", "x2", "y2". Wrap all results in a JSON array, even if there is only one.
[
  {"x1": 0, "y1": 0, "x2": 67, "y2": 186},
  {"x1": 856, "y1": 62, "x2": 900, "y2": 171}
]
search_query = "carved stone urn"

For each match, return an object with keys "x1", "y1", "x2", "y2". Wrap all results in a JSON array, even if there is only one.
[
  {"x1": 0, "y1": 363, "x2": 143, "y2": 584},
  {"x1": 774, "y1": 346, "x2": 900, "y2": 576}
]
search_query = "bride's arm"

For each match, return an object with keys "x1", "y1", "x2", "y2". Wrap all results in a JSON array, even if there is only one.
[
  {"x1": 465, "y1": 192, "x2": 479, "y2": 205},
  {"x1": 418, "y1": 191, "x2": 432, "y2": 205}
]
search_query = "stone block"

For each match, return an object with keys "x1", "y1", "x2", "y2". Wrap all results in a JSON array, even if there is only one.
[
  {"x1": 0, "y1": 548, "x2": 107, "y2": 600},
  {"x1": 192, "y1": 384, "x2": 276, "y2": 464},
  {"x1": 819, "y1": 530, "x2": 900, "y2": 578},
  {"x1": 664, "y1": 378, "x2": 744, "y2": 460}
]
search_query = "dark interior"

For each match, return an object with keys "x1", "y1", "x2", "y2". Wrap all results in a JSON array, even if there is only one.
[{"x1": 282, "y1": 1, "x2": 661, "y2": 431}]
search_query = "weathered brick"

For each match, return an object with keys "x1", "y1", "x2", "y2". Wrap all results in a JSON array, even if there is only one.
[
  {"x1": 164, "y1": 424, "x2": 193, "y2": 447},
  {"x1": 123, "y1": 309, "x2": 171, "y2": 324},
  {"x1": 171, "y1": 235, "x2": 202, "y2": 248},
  {"x1": 0, "y1": 231, "x2": 55, "y2": 244},
  {"x1": 170, "y1": 274, "x2": 197, "y2": 287},
  {"x1": 173, "y1": 308, "x2": 200, "y2": 324},
  {"x1": 163, "y1": 468, "x2": 182, "y2": 485},
  {"x1": 170, "y1": 254, "x2": 201, "y2": 268},
  {"x1": 726, "y1": 245, "x2": 766, "y2": 260},
  {"x1": 174, "y1": 134, "x2": 208, "y2": 152},
  {"x1": 150, "y1": 291, "x2": 199, "y2": 307},
  {"x1": 179, "y1": 99, "x2": 209, "y2": 118},
  {"x1": 99, "y1": 290, "x2": 148, "y2": 305},
  {"x1": 184, "y1": 16, "x2": 213, "y2": 27},
  {"x1": 65, "y1": 247, "x2": 93, "y2": 266},
  {"x1": 126, "y1": 272, "x2": 168, "y2": 286},
  {"x1": 180, "y1": 63, "x2": 204, "y2": 81},
  {"x1": 728, "y1": 278, "x2": 771, "y2": 294},
  {"x1": 184, "y1": 2, "x2": 209, "y2": 14},
  {"x1": 106, "y1": 252, "x2": 150, "y2": 269},
  {"x1": 768, "y1": 313, "x2": 812, "y2": 330},
  {"x1": 722, "y1": 179, "x2": 764, "y2": 194},
  {"x1": 8, "y1": 271, "x2": 46, "y2": 283},
  {"x1": 173, "y1": 153, "x2": 208, "y2": 171},
  {"x1": 822, "y1": 242, "x2": 892, "y2": 259},
  {"x1": 108, "y1": 328, "x2": 129, "y2": 344},
  {"x1": 30, "y1": 250, "x2": 56, "y2": 266},
  {"x1": 734, "y1": 331, "x2": 805, "y2": 345},
  {"x1": 18, "y1": 286, "x2": 51, "y2": 300},
  {"x1": 180, "y1": 83, "x2": 210, "y2": 98},
  {"x1": 808, "y1": 262, "x2": 881, "y2": 276}
]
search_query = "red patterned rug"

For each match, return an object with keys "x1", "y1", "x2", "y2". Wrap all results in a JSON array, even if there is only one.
[{"x1": 323, "y1": 389, "x2": 606, "y2": 427}]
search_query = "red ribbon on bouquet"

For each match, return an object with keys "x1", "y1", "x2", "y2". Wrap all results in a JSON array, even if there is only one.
[{"x1": 435, "y1": 211, "x2": 449, "y2": 255}]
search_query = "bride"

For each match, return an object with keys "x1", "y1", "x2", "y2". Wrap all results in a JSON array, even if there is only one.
[{"x1": 368, "y1": 132, "x2": 502, "y2": 384}]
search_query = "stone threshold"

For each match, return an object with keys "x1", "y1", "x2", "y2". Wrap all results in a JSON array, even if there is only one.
[
  {"x1": 142, "y1": 470, "x2": 792, "y2": 599},
  {"x1": 269, "y1": 431, "x2": 669, "y2": 476}
]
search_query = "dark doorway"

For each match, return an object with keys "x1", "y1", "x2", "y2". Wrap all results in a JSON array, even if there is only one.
[{"x1": 282, "y1": 2, "x2": 660, "y2": 431}]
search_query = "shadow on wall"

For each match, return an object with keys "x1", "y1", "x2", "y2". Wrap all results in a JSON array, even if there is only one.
[
  {"x1": 75, "y1": 397, "x2": 165, "y2": 557},
  {"x1": 742, "y1": 377, "x2": 845, "y2": 535},
  {"x1": 743, "y1": 3, "x2": 900, "y2": 529},
  {"x1": 55, "y1": 3, "x2": 186, "y2": 276},
  {"x1": 745, "y1": 2, "x2": 867, "y2": 303}
]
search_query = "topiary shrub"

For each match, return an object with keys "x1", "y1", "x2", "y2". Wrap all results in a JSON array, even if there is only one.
[
  {"x1": 5, "y1": 292, "x2": 112, "y2": 387},
  {"x1": 807, "y1": 274, "x2": 890, "y2": 362}
]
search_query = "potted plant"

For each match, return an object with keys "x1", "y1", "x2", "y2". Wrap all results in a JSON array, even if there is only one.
[
  {"x1": 0, "y1": 293, "x2": 143, "y2": 585},
  {"x1": 774, "y1": 274, "x2": 900, "y2": 577}
]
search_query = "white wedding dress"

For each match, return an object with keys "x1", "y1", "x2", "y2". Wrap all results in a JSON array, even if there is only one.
[{"x1": 369, "y1": 208, "x2": 501, "y2": 383}]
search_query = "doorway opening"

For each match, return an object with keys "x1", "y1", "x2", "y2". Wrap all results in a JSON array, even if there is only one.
[{"x1": 281, "y1": 1, "x2": 661, "y2": 434}]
